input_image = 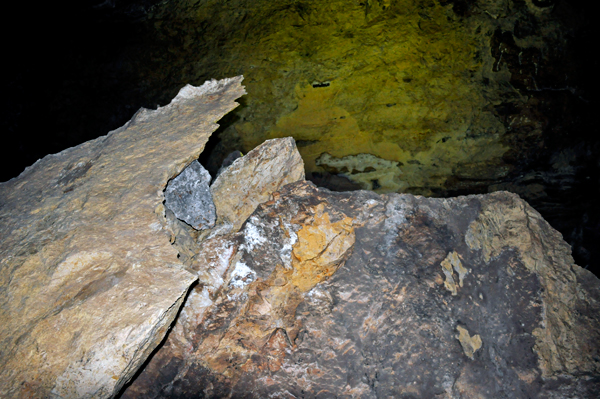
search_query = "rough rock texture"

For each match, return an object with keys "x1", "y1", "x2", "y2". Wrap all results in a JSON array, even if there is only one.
[
  {"x1": 122, "y1": 0, "x2": 596, "y2": 271},
  {"x1": 121, "y1": 182, "x2": 600, "y2": 398},
  {"x1": 210, "y1": 137, "x2": 305, "y2": 232},
  {"x1": 165, "y1": 160, "x2": 215, "y2": 230},
  {"x1": 0, "y1": 76, "x2": 245, "y2": 398},
  {"x1": 163, "y1": 137, "x2": 305, "y2": 269},
  {"x1": 122, "y1": 0, "x2": 595, "y2": 203}
]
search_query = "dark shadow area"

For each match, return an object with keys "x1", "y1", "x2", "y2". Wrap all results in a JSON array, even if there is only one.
[
  {"x1": 115, "y1": 279, "x2": 199, "y2": 398},
  {"x1": 198, "y1": 97, "x2": 246, "y2": 179},
  {"x1": 306, "y1": 171, "x2": 364, "y2": 192},
  {"x1": 1, "y1": 1, "x2": 167, "y2": 182}
]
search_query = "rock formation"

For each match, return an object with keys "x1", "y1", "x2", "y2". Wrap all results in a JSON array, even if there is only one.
[
  {"x1": 163, "y1": 137, "x2": 306, "y2": 268},
  {"x1": 5, "y1": 0, "x2": 599, "y2": 273},
  {"x1": 0, "y1": 77, "x2": 245, "y2": 398},
  {"x1": 1, "y1": 74, "x2": 598, "y2": 399},
  {"x1": 210, "y1": 136, "x2": 305, "y2": 233},
  {"x1": 165, "y1": 160, "x2": 215, "y2": 231},
  {"x1": 121, "y1": 181, "x2": 600, "y2": 397}
]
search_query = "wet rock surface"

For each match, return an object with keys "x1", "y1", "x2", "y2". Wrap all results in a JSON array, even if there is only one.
[
  {"x1": 121, "y1": 182, "x2": 600, "y2": 398},
  {"x1": 0, "y1": 77, "x2": 245, "y2": 398}
]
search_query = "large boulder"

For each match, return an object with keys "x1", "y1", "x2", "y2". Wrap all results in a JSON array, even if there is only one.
[
  {"x1": 121, "y1": 181, "x2": 600, "y2": 398},
  {"x1": 2, "y1": 69, "x2": 598, "y2": 399},
  {"x1": 0, "y1": 76, "x2": 245, "y2": 398}
]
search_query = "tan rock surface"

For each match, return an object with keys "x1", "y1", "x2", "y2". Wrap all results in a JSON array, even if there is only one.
[
  {"x1": 0, "y1": 76, "x2": 245, "y2": 398},
  {"x1": 210, "y1": 137, "x2": 305, "y2": 232}
]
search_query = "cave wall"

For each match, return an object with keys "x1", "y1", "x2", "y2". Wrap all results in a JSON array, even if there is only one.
[
  {"x1": 129, "y1": 0, "x2": 600, "y2": 269},
  {"x1": 3, "y1": 0, "x2": 598, "y2": 269},
  {"x1": 129, "y1": 0, "x2": 589, "y2": 190}
]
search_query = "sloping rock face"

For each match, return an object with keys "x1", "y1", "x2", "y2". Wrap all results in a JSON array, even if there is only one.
[
  {"x1": 211, "y1": 136, "x2": 305, "y2": 233},
  {"x1": 0, "y1": 77, "x2": 245, "y2": 398},
  {"x1": 121, "y1": 182, "x2": 600, "y2": 398}
]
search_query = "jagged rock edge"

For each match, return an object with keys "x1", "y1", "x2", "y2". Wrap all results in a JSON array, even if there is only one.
[
  {"x1": 115, "y1": 282, "x2": 194, "y2": 396},
  {"x1": 154, "y1": 76, "x2": 246, "y2": 253},
  {"x1": 119, "y1": 77, "x2": 246, "y2": 395}
]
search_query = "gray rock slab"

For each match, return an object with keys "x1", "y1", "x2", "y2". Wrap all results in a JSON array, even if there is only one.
[{"x1": 164, "y1": 160, "x2": 216, "y2": 230}]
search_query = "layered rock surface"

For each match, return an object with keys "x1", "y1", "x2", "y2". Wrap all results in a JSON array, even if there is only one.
[
  {"x1": 122, "y1": 181, "x2": 600, "y2": 398},
  {"x1": 0, "y1": 76, "x2": 245, "y2": 398}
]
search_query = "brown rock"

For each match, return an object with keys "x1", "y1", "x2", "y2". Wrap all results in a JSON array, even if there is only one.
[
  {"x1": 121, "y1": 182, "x2": 600, "y2": 398},
  {"x1": 0, "y1": 77, "x2": 245, "y2": 398}
]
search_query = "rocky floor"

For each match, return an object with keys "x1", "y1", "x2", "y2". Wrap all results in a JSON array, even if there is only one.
[{"x1": 121, "y1": 178, "x2": 600, "y2": 398}]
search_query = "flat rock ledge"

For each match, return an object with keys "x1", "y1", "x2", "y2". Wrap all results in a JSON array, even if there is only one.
[{"x1": 0, "y1": 77, "x2": 245, "y2": 398}]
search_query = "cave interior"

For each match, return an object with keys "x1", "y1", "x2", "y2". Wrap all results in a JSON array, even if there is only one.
[{"x1": 2, "y1": 0, "x2": 598, "y2": 274}]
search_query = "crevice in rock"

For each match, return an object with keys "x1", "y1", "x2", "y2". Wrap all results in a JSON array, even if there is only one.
[{"x1": 114, "y1": 280, "x2": 200, "y2": 399}]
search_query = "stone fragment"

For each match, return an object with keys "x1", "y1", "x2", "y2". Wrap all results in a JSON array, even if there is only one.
[
  {"x1": 0, "y1": 76, "x2": 245, "y2": 398},
  {"x1": 456, "y1": 325, "x2": 483, "y2": 360},
  {"x1": 441, "y1": 250, "x2": 468, "y2": 295},
  {"x1": 210, "y1": 137, "x2": 305, "y2": 232},
  {"x1": 121, "y1": 184, "x2": 600, "y2": 398},
  {"x1": 164, "y1": 160, "x2": 215, "y2": 230}
]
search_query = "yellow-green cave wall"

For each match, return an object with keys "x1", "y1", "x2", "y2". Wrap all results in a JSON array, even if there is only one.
[{"x1": 151, "y1": 0, "x2": 511, "y2": 194}]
